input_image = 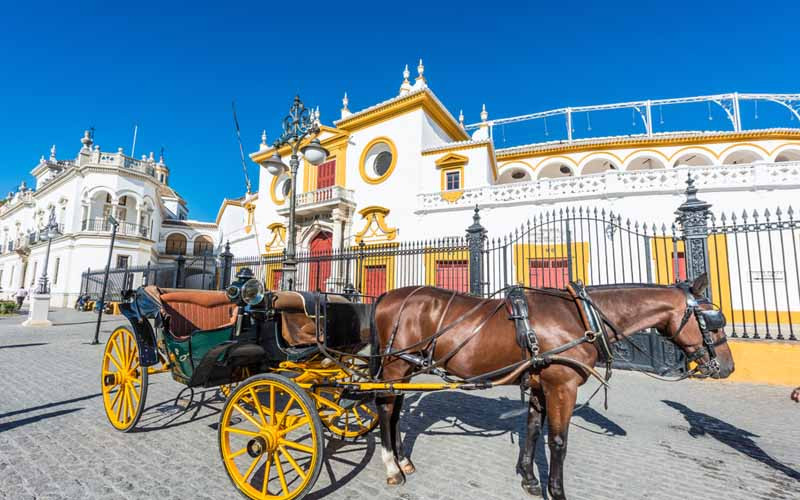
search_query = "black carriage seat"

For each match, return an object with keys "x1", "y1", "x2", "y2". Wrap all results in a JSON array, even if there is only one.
[
  {"x1": 272, "y1": 291, "x2": 349, "y2": 346},
  {"x1": 143, "y1": 286, "x2": 237, "y2": 341}
]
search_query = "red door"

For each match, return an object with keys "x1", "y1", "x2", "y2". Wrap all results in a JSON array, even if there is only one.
[
  {"x1": 316, "y1": 160, "x2": 336, "y2": 201},
  {"x1": 307, "y1": 232, "x2": 332, "y2": 291},
  {"x1": 529, "y1": 258, "x2": 569, "y2": 288},
  {"x1": 271, "y1": 270, "x2": 283, "y2": 291},
  {"x1": 364, "y1": 265, "x2": 387, "y2": 302},
  {"x1": 435, "y1": 260, "x2": 468, "y2": 293},
  {"x1": 673, "y1": 251, "x2": 687, "y2": 282}
]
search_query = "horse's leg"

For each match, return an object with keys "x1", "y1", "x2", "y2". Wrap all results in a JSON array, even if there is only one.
[
  {"x1": 376, "y1": 394, "x2": 405, "y2": 485},
  {"x1": 544, "y1": 381, "x2": 578, "y2": 500},
  {"x1": 520, "y1": 389, "x2": 546, "y2": 496},
  {"x1": 390, "y1": 394, "x2": 416, "y2": 475}
]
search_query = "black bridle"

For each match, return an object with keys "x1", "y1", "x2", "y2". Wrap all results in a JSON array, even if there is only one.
[{"x1": 671, "y1": 283, "x2": 728, "y2": 377}]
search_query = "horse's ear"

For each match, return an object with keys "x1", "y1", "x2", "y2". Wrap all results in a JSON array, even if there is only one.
[{"x1": 690, "y1": 273, "x2": 708, "y2": 296}]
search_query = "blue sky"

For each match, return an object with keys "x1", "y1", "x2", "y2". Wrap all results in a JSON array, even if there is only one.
[{"x1": 1, "y1": 1, "x2": 798, "y2": 221}]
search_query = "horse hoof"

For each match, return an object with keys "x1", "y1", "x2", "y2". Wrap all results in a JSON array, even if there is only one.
[
  {"x1": 386, "y1": 473, "x2": 405, "y2": 486},
  {"x1": 400, "y1": 460, "x2": 416, "y2": 475},
  {"x1": 521, "y1": 480, "x2": 542, "y2": 497}
]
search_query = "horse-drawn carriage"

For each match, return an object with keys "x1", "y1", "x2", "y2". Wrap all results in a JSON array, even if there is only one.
[{"x1": 101, "y1": 269, "x2": 734, "y2": 500}]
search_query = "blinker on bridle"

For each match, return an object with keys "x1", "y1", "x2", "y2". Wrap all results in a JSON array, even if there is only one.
[{"x1": 671, "y1": 282, "x2": 727, "y2": 376}]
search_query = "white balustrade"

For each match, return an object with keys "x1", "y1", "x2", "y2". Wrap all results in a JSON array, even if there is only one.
[{"x1": 416, "y1": 162, "x2": 800, "y2": 212}]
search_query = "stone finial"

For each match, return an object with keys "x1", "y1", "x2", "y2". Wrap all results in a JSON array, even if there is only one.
[
  {"x1": 458, "y1": 109, "x2": 465, "y2": 129},
  {"x1": 480, "y1": 104, "x2": 488, "y2": 123},
  {"x1": 49, "y1": 144, "x2": 57, "y2": 161},
  {"x1": 259, "y1": 130, "x2": 269, "y2": 151},
  {"x1": 416, "y1": 58, "x2": 425, "y2": 81},
  {"x1": 340, "y1": 92, "x2": 351, "y2": 120},
  {"x1": 399, "y1": 64, "x2": 412, "y2": 95},
  {"x1": 19, "y1": 181, "x2": 27, "y2": 192},
  {"x1": 141, "y1": 154, "x2": 147, "y2": 161},
  {"x1": 80, "y1": 130, "x2": 93, "y2": 150},
  {"x1": 159, "y1": 147, "x2": 165, "y2": 164},
  {"x1": 118, "y1": 147, "x2": 124, "y2": 154},
  {"x1": 39, "y1": 154, "x2": 46, "y2": 163},
  {"x1": 148, "y1": 151, "x2": 155, "y2": 162}
]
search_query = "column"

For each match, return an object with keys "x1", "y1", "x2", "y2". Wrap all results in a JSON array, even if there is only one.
[{"x1": 327, "y1": 208, "x2": 347, "y2": 292}]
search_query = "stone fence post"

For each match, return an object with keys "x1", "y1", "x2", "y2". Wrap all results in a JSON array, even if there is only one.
[
  {"x1": 465, "y1": 206, "x2": 487, "y2": 296},
  {"x1": 675, "y1": 173, "x2": 712, "y2": 297}
]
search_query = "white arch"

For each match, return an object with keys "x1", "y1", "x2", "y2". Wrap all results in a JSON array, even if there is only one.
[
  {"x1": 580, "y1": 157, "x2": 619, "y2": 175},
  {"x1": 115, "y1": 189, "x2": 144, "y2": 206},
  {"x1": 720, "y1": 148, "x2": 764, "y2": 165},
  {"x1": 496, "y1": 166, "x2": 532, "y2": 184},
  {"x1": 672, "y1": 151, "x2": 715, "y2": 167},
  {"x1": 81, "y1": 186, "x2": 116, "y2": 203},
  {"x1": 537, "y1": 161, "x2": 574, "y2": 179},
  {"x1": 624, "y1": 155, "x2": 667, "y2": 171},
  {"x1": 773, "y1": 147, "x2": 800, "y2": 162}
]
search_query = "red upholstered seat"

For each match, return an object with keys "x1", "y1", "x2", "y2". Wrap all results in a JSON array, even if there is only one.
[{"x1": 148, "y1": 287, "x2": 237, "y2": 340}]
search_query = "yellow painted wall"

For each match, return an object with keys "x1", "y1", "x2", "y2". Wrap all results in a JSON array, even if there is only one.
[{"x1": 717, "y1": 339, "x2": 800, "y2": 386}]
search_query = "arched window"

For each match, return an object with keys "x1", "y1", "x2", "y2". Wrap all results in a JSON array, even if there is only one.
[
  {"x1": 165, "y1": 233, "x2": 187, "y2": 255},
  {"x1": 193, "y1": 236, "x2": 214, "y2": 256}
]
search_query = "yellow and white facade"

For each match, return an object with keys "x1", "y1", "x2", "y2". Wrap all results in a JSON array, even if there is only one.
[{"x1": 216, "y1": 62, "x2": 800, "y2": 298}]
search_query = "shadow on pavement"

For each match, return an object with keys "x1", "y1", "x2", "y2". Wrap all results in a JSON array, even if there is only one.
[
  {"x1": 0, "y1": 408, "x2": 83, "y2": 432},
  {"x1": 306, "y1": 435, "x2": 377, "y2": 500},
  {"x1": 0, "y1": 342, "x2": 49, "y2": 350},
  {"x1": 573, "y1": 405, "x2": 627, "y2": 436},
  {"x1": 663, "y1": 400, "x2": 800, "y2": 481},
  {"x1": 135, "y1": 388, "x2": 224, "y2": 433},
  {"x1": 0, "y1": 392, "x2": 101, "y2": 420}
]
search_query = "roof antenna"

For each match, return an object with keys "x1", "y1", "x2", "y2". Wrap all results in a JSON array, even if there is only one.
[
  {"x1": 543, "y1": 116, "x2": 549, "y2": 137},
  {"x1": 754, "y1": 100, "x2": 759, "y2": 120},
  {"x1": 232, "y1": 100, "x2": 252, "y2": 195}
]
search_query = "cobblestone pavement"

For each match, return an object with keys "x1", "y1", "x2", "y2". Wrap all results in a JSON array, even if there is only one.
[{"x1": 1, "y1": 308, "x2": 799, "y2": 500}]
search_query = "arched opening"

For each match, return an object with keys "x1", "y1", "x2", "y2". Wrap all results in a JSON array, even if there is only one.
[
  {"x1": 497, "y1": 167, "x2": 532, "y2": 184},
  {"x1": 537, "y1": 162, "x2": 574, "y2": 179},
  {"x1": 193, "y1": 235, "x2": 214, "y2": 256},
  {"x1": 673, "y1": 152, "x2": 714, "y2": 167},
  {"x1": 626, "y1": 156, "x2": 666, "y2": 171},
  {"x1": 581, "y1": 158, "x2": 619, "y2": 175},
  {"x1": 165, "y1": 233, "x2": 187, "y2": 255},
  {"x1": 84, "y1": 190, "x2": 114, "y2": 231},
  {"x1": 774, "y1": 148, "x2": 800, "y2": 162},
  {"x1": 307, "y1": 231, "x2": 332, "y2": 291},
  {"x1": 721, "y1": 149, "x2": 764, "y2": 165}
]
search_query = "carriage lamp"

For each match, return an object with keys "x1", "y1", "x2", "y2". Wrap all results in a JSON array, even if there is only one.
[
  {"x1": 260, "y1": 95, "x2": 329, "y2": 291},
  {"x1": 241, "y1": 278, "x2": 265, "y2": 306}
]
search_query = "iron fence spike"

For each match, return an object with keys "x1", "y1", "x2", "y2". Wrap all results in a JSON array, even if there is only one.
[{"x1": 775, "y1": 206, "x2": 782, "y2": 218}]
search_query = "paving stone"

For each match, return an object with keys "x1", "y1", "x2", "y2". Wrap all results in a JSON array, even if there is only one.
[{"x1": 1, "y1": 308, "x2": 799, "y2": 499}]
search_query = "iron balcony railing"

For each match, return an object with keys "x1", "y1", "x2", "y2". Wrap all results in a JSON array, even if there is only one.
[{"x1": 81, "y1": 218, "x2": 150, "y2": 239}]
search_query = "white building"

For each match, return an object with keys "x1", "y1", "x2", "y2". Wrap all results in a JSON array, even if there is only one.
[
  {"x1": 0, "y1": 131, "x2": 218, "y2": 306},
  {"x1": 215, "y1": 62, "x2": 800, "y2": 329}
]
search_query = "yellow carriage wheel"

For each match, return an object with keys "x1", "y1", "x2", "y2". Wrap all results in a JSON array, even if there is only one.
[
  {"x1": 316, "y1": 357, "x2": 377, "y2": 438},
  {"x1": 101, "y1": 327, "x2": 148, "y2": 432},
  {"x1": 219, "y1": 374, "x2": 324, "y2": 500}
]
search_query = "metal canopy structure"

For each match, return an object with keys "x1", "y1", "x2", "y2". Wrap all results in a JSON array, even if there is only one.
[{"x1": 465, "y1": 93, "x2": 800, "y2": 142}]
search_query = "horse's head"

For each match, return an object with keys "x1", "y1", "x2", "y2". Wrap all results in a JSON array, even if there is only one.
[{"x1": 662, "y1": 274, "x2": 735, "y2": 379}]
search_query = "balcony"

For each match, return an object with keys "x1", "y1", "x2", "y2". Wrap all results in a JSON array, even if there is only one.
[
  {"x1": 277, "y1": 186, "x2": 355, "y2": 217},
  {"x1": 80, "y1": 218, "x2": 150, "y2": 239}
]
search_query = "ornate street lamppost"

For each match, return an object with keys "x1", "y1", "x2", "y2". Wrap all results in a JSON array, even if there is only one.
[
  {"x1": 261, "y1": 95, "x2": 329, "y2": 290},
  {"x1": 37, "y1": 207, "x2": 61, "y2": 294}
]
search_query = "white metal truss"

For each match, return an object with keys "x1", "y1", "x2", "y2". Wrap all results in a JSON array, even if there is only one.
[{"x1": 465, "y1": 93, "x2": 800, "y2": 142}]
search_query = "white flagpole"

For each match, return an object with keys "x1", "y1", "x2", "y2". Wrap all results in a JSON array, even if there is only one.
[{"x1": 130, "y1": 124, "x2": 138, "y2": 158}]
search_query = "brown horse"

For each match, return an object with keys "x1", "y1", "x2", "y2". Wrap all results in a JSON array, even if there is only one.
[{"x1": 370, "y1": 275, "x2": 734, "y2": 500}]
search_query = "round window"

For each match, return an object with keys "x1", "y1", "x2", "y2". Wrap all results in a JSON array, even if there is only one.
[
  {"x1": 360, "y1": 138, "x2": 397, "y2": 184},
  {"x1": 511, "y1": 170, "x2": 526, "y2": 180},
  {"x1": 373, "y1": 151, "x2": 392, "y2": 177}
]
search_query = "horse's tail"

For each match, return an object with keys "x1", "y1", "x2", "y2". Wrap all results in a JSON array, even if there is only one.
[{"x1": 368, "y1": 291, "x2": 388, "y2": 378}]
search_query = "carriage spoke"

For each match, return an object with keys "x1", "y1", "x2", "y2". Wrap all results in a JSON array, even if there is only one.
[
  {"x1": 124, "y1": 385, "x2": 133, "y2": 423},
  {"x1": 269, "y1": 385, "x2": 275, "y2": 424},
  {"x1": 232, "y1": 403, "x2": 264, "y2": 430},
  {"x1": 109, "y1": 384, "x2": 123, "y2": 411},
  {"x1": 228, "y1": 446, "x2": 248, "y2": 459},
  {"x1": 223, "y1": 427, "x2": 261, "y2": 438},
  {"x1": 261, "y1": 453, "x2": 273, "y2": 496},
  {"x1": 279, "y1": 438, "x2": 313, "y2": 454},
  {"x1": 279, "y1": 445, "x2": 306, "y2": 480},
  {"x1": 242, "y1": 454, "x2": 261, "y2": 481},
  {"x1": 277, "y1": 397, "x2": 295, "y2": 427},
  {"x1": 115, "y1": 387, "x2": 125, "y2": 422},
  {"x1": 249, "y1": 388, "x2": 267, "y2": 426},
  {"x1": 278, "y1": 417, "x2": 310, "y2": 436},
  {"x1": 274, "y1": 451, "x2": 290, "y2": 496},
  {"x1": 128, "y1": 381, "x2": 140, "y2": 406},
  {"x1": 104, "y1": 352, "x2": 124, "y2": 373}
]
